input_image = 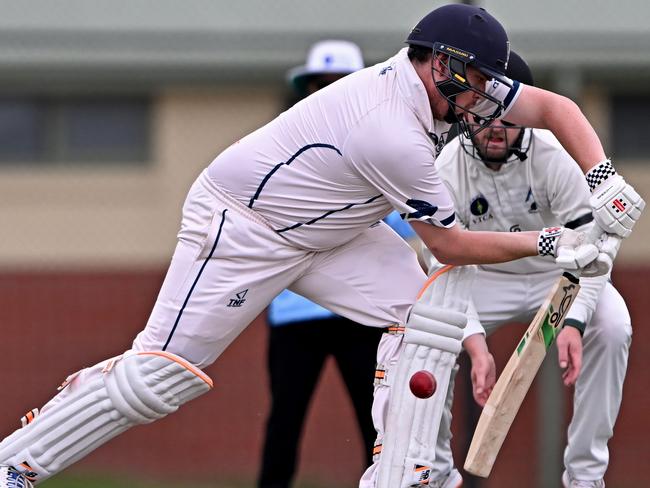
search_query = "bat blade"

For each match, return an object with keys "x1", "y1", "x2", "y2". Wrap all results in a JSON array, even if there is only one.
[{"x1": 463, "y1": 272, "x2": 580, "y2": 477}]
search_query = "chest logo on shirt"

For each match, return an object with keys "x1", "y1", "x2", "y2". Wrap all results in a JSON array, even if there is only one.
[
  {"x1": 469, "y1": 194, "x2": 493, "y2": 225},
  {"x1": 470, "y1": 195, "x2": 489, "y2": 216},
  {"x1": 526, "y1": 187, "x2": 539, "y2": 214},
  {"x1": 379, "y1": 65, "x2": 394, "y2": 76}
]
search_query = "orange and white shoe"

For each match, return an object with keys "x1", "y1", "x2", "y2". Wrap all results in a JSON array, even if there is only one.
[{"x1": 0, "y1": 465, "x2": 34, "y2": 488}]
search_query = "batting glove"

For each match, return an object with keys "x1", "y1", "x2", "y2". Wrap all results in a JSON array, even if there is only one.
[
  {"x1": 587, "y1": 159, "x2": 645, "y2": 238},
  {"x1": 583, "y1": 232, "x2": 622, "y2": 276},
  {"x1": 537, "y1": 226, "x2": 603, "y2": 275},
  {"x1": 573, "y1": 223, "x2": 618, "y2": 277}
]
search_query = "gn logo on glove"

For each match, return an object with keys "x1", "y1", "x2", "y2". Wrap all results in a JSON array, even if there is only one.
[{"x1": 610, "y1": 197, "x2": 627, "y2": 214}]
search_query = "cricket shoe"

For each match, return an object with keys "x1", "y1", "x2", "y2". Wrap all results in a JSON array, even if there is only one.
[
  {"x1": 562, "y1": 470, "x2": 605, "y2": 488},
  {"x1": 0, "y1": 466, "x2": 34, "y2": 488},
  {"x1": 430, "y1": 468, "x2": 462, "y2": 488}
]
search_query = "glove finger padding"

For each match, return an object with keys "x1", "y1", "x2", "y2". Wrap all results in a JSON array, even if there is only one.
[
  {"x1": 580, "y1": 253, "x2": 612, "y2": 277},
  {"x1": 573, "y1": 243, "x2": 600, "y2": 268},
  {"x1": 578, "y1": 233, "x2": 621, "y2": 277},
  {"x1": 598, "y1": 233, "x2": 623, "y2": 261},
  {"x1": 555, "y1": 243, "x2": 599, "y2": 270}
]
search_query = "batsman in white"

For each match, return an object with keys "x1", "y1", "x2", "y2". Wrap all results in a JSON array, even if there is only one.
[
  {"x1": 425, "y1": 51, "x2": 633, "y2": 488},
  {"x1": 0, "y1": 4, "x2": 643, "y2": 488}
]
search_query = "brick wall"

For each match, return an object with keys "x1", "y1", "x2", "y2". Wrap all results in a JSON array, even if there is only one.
[{"x1": 0, "y1": 267, "x2": 647, "y2": 486}]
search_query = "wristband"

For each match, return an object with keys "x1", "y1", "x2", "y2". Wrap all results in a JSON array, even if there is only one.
[
  {"x1": 563, "y1": 318, "x2": 586, "y2": 336},
  {"x1": 585, "y1": 159, "x2": 616, "y2": 192},
  {"x1": 537, "y1": 226, "x2": 563, "y2": 256}
]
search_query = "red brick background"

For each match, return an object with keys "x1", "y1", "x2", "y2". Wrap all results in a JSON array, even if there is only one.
[{"x1": 0, "y1": 267, "x2": 647, "y2": 486}]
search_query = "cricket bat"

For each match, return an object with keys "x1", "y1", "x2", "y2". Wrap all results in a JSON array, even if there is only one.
[{"x1": 463, "y1": 271, "x2": 580, "y2": 477}]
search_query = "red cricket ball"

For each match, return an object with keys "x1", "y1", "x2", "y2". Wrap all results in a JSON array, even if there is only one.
[{"x1": 409, "y1": 370, "x2": 437, "y2": 399}]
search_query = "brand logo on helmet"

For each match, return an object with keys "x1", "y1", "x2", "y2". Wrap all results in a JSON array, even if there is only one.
[{"x1": 438, "y1": 44, "x2": 475, "y2": 61}]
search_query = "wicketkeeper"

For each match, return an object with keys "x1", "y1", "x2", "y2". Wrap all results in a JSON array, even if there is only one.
[{"x1": 424, "y1": 51, "x2": 631, "y2": 488}]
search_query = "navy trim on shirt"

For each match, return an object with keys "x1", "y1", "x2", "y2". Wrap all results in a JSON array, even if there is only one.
[
  {"x1": 275, "y1": 194, "x2": 383, "y2": 233},
  {"x1": 440, "y1": 213, "x2": 456, "y2": 226},
  {"x1": 248, "y1": 143, "x2": 342, "y2": 208},
  {"x1": 503, "y1": 79, "x2": 520, "y2": 110}
]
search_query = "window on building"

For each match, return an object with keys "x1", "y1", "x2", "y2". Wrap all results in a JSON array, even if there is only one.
[
  {"x1": 0, "y1": 96, "x2": 151, "y2": 165},
  {"x1": 611, "y1": 94, "x2": 650, "y2": 161}
]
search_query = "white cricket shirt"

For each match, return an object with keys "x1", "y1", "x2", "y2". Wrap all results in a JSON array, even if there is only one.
[
  {"x1": 435, "y1": 129, "x2": 604, "y2": 326},
  {"x1": 435, "y1": 129, "x2": 594, "y2": 274},
  {"x1": 208, "y1": 48, "x2": 520, "y2": 251}
]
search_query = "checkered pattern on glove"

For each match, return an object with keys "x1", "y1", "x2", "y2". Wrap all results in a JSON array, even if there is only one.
[
  {"x1": 585, "y1": 159, "x2": 616, "y2": 191},
  {"x1": 537, "y1": 226, "x2": 563, "y2": 256}
]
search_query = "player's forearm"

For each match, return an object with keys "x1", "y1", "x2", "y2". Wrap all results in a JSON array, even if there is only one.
[
  {"x1": 426, "y1": 228, "x2": 538, "y2": 266},
  {"x1": 539, "y1": 95, "x2": 606, "y2": 173},
  {"x1": 506, "y1": 86, "x2": 606, "y2": 173}
]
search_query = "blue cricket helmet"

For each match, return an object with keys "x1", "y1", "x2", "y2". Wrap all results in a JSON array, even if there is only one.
[
  {"x1": 406, "y1": 4, "x2": 512, "y2": 134},
  {"x1": 406, "y1": 4, "x2": 510, "y2": 81}
]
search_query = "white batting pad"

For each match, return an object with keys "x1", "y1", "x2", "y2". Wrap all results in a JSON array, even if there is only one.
[
  {"x1": 0, "y1": 350, "x2": 212, "y2": 484},
  {"x1": 374, "y1": 265, "x2": 475, "y2": 488}
]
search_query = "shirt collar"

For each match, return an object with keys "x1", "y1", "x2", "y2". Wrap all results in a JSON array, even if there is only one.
[{"x1": 393, "y1": 47, "x2": 439, "y2": 134}]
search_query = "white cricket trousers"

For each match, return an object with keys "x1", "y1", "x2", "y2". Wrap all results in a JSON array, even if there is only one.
[
  {"x1": 432, "y1": 268, "x2": 631, "y2": 481},
  {"x1": 132, "y1": 169, "x2": 427, "y2": 369}
]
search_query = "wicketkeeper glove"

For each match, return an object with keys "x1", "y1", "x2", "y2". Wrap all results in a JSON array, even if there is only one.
[
  {"x1": 586, "y1": 159, "x2": 645, "y2": 238},
  {"x1": 537, "y1": 226, "x2": 606, "y2": 276}
]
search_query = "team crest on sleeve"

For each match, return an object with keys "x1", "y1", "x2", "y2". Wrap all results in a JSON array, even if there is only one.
[
  {"x1": 526, "y1": 187, "x2": 539, "y2": 213},
  {"x1": 404, "y1": 198, "x2": 438, "y2": 220}
]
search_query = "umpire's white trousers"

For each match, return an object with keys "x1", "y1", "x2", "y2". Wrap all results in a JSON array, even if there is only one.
[
  {"x1": 132, "y1": 169, "x2": 426, "y2": 369},
  {"x1": 432, "y1": 268, "x2": 631, "y2": 481}
]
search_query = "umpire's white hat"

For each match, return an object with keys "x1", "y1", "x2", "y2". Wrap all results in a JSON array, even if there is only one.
[{"x1": 287, "y1": 40, "x2": 364, "y2": 91}]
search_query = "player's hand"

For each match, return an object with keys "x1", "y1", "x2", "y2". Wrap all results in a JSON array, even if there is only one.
[
  {"x1": 470, "y1": 351, "x2": 496, "y2": 407},
  {"x1": 587, "y1": 160, "x2": 645, "y2": 238},
  {"x1": 556, "y1": 326, "x2": 582, "y2": 386},
  {"x1": 578, "y1": 229, "x2": 621, "y2": 276},
  {"x1": 537, "y1": 227, "x2": 601, "y2": 274}
]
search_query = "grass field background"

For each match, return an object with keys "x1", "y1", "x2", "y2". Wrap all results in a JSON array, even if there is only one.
[{"x1": 42, "y1": 474, "x2": 336, "y2": 488}]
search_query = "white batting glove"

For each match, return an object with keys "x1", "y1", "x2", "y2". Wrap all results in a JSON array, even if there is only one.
[
  {"x1": 586, "y1": 159, "x2": 645, "y2": 238},
  {"x1": 537, "y1": 226, "x2": 603, "y2": 275},
  {"x1": 583, "y1": 232, "x2": 622, "y2": 276},
  {"x1": 573, "y1": 224, "x2": 618, "y2": 277}
]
